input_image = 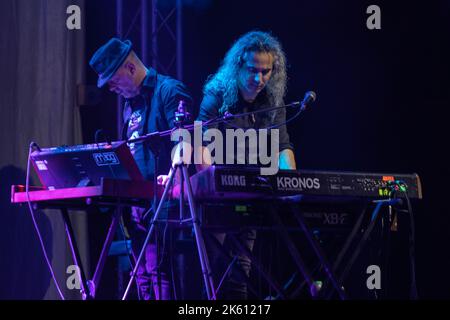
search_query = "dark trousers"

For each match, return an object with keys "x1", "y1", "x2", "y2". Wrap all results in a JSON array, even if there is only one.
[
  {"x1": 206, "y1": 229, "x2": 257, "y2": 300},
  {"x1": 130, "y1": 206, "x2": 172, "y2": 300}
]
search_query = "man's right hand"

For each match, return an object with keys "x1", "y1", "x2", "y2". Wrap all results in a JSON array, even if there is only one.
[{"x1": 157, "y1": 174, "x2": 170, "y2": 186}]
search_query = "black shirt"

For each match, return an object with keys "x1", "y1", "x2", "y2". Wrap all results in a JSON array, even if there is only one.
[
  {"x1": 197, "y1": 89, "x2": 294, "y2": 165},
  {"x1": 122, "y1": 68, "x2": 192, "y2": 180}
]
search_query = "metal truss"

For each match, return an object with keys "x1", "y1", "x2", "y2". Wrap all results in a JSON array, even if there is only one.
[{"x1": 115, "y1": 0, "x2": 184, "y2": 135}]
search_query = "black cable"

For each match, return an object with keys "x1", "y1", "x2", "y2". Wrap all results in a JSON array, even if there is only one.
[
  {"x1": 118, "y1": 221, "x2": 142, "y2": 300},
  {"x1": 156, "y1": 221, "x2": 170, "y2": 270},
  {"x1": 170, "y1": 230, "x2": 178, "y2": 300},
  {"x1": 26, "y1": 142, "x2": 65, "y2": 300},
  {"x1": 214, "y1": 256, "x2": 238, "y2": 298},
  {"x1": 402, "y1": 189, "x2": 419, "y2": 299},
  {"x1": 262, "y1": 107, "x2": 305, "y2": 130},
  {"x1": 388, "y1": 181, "x2": 418, "y2": 299},
  {"x1": 218, "y1": 103, "x2": 305, "y2": 131}
]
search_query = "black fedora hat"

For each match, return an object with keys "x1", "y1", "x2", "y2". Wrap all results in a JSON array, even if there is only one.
[{"x1": 89, "y1": 38, "x2": 133, "y2": 88}]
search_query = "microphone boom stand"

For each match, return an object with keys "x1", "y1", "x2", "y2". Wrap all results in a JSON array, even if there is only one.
[
  {"x1": 122, "y1": 102, "x2": 216, "y2": 300},
  {"x1": 121, "y1": 94, "x2": 314, "y2": 300}
]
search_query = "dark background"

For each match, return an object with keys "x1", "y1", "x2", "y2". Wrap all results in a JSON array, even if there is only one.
[
  {"x1": 79, "y1": 0, "x2": 450, "y2": 299},
  {"x1": 2, "y1": 0, "x2": 445, "y2": 300}
]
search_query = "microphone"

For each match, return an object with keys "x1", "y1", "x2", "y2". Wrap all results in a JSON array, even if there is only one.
[
  {"x1": 300, "y1": 91, "x2": 316, "y2": 110},
  {"x1": 174, "y1": 100, "x2": 191, "y2": 125}
]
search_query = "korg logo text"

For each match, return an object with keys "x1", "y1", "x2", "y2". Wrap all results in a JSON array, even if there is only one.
[
  {"x1": 221, "y1": 175, "x2": 246, "y2": 187},
  {"x1": 277, "y1": 177, "x2": 320, "y2": 190},
  {"x1": 93, "y1": 152, "x2": 120, "y2": 166}
]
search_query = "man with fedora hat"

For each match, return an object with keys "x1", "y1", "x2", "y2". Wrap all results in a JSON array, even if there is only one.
[{"x1": 90, "y1": 37, "x2": 192, "y2": 300}]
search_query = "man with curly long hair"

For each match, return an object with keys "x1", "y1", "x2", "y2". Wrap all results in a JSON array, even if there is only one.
[{"x1": 196, "y1": 31, "x2": 297, "y2": 299}]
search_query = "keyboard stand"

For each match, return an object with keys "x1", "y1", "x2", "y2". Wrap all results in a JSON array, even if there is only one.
[{"x1": 11, "y1": 178, "x2": 156, "y2": 299}]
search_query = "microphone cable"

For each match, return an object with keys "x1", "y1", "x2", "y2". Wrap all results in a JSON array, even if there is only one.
[
  {"x1": 218, "y1": 91, "x2": 316, "y2": 131},
  {"x1": 388, "y1": 181, "x2": 419, "y2": 299},
  {"x1": 399, "y1": 183, "x2": 419, "y2": 299}
]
